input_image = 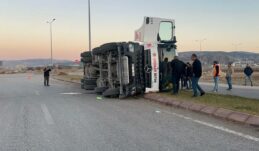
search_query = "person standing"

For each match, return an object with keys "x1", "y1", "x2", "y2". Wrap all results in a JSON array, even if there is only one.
[
  {"x1": 44, "y1": 67, "x2": 52, "y2": 86},
  {"x1": 212, "y1": 61, "x2": 221, "y2": 92},
  {"x1": 160, "y1": 58, "x2": 170, "y2": 90},
  {"x1": 191, "y1": 54, "x2": 205, "y2": 97},
  {"x1": 171, "y1": 56, "x2": 185, "y2": 95},
  {"x1": 186, "y1": 62, "x2": 193, "y2": 89},
  {"x1": 244, "y1": 64, "x2": 253, "y2": 86},
  {"x1": 226, "y1": 63, "x2": 234, "y2": 90}
]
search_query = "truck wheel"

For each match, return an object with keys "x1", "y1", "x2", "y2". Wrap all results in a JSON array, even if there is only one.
[
  {"x1": 100, "y1": 43, "x2": 118, "y2": 51},
  {"x1": 92, "y1": 47, "x2": 103, "y2": 55},
  {"x1": 84, "y1": 79, "x2": 97, "y2": 85},
  {"x1": 84, "y1": 85, "x2": 96, "y2": 90},
  {"x1": 81, "y1": 51, "x2": 92, "y2": 58},
  {"x1": 103, "y1": 88, "x2": 120, "y2": 97},
  {"x1": 95, "y1": 87, "x2": 108, "y2": 94},
  {"x1": 81, "y1": 84, "x2": 85, "y2": 89},
  {"x1": 81, "y1": 57, "x2": 92, "y2": 64},
  {"x1": 81, "y1": 79, "x2": 85, "y2": 83}
]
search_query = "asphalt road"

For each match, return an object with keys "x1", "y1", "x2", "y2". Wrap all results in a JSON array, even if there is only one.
[
  {"x1": 0, "y1": 73, "x2": 259, "y2": 151},
  {"x1": 200, "y1": 82, "x2": 259, "y2": 99}
]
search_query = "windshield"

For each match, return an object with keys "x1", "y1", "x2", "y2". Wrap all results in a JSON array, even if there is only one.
[{"x1": 159, "y1": 22, "x2": 173, "y2": 41}]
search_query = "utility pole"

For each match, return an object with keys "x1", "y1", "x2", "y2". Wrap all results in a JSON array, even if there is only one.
[
  {"x1": 47, "y1": 18, "x2": 56, "y2": 66},
  {"x1": 88, "y1": 0, "x2": 92, "y2": 52},
  {"x1": 195, "y1": 39, "x2": 206, "y2": 51}
]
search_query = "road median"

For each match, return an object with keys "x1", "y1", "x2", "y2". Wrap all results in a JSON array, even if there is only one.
[{"x1": 144, "y1": 92, "x2": 259, "y2": 127}]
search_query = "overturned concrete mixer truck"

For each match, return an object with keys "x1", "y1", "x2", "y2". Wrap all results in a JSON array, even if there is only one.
[{"x1": 80, "y1": 17, "x2": 178, "y2": 98}]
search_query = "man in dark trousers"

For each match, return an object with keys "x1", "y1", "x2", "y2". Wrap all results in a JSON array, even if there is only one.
[
  {"x1": 171, "y1": 56, "x2": 186, "y2": 95},
  {"x1": 44, "y1": 67, "x2": 52, "y2": 86},
  {"x1": 191, "y1": 54, "x2": 205, "y2": 97},
  {"x1": 244, "y1": 64, "x2": 253, "y2": 86}
]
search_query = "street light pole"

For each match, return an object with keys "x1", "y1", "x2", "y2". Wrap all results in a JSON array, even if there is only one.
[
  {"x1": 88, "y1": 0, "x2": 92, "y2": 52},
  {"x1": 196, "y1": 39, "x2": 206, "y2": 51},
  {"x1": 47, "y1": 18, "x2": 56, "y2": 66}
]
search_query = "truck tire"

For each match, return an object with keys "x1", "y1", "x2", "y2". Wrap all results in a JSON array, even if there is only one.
[
  {"x1": 81, "y1": 83, "x2": 85, "y2": 89},
  {"x1": 81, "y1": 79, "x2": 85, "y2": 89},
  {"x1": 81, "y1": 79, "x2": 85, "y2": 83},
  {"x1": 81, "y1": 51, "x2": 92, "y2": 58},
  {"x1": 92, "y1": 47, "x2": 104, "y2": 55},
  {"x1": 84, "y1": 85, "x2": 96, "y2": 90},
  {"x1": 95, "y1": 87, "x2": 108, "y2": 94},
  {"x1": 100, "y1": 43, "x2": 118, "y2": 51},
  {"x1": 84, "y1": 79, "x2": 97, "y2": 85},
  {"x1": 103, "y1": 88, "x2": 120, "y2": 97},
  {"x1": 81, "y1": 58, "x2": 92, "y2": 64}
]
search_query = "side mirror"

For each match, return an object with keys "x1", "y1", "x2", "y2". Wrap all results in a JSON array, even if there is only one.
[
  {"x1": 157, "y1": 34, "x2": 161, "y2": 41},
  {"x1": 172, "y1": 36, "x2": 177, "y2": 43},
  {"x1": 146, "y1": 17, "x2": 150, "y2": 24}
]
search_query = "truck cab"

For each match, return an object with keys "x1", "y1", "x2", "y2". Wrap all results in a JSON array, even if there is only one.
[{"x1": 135, "y1": 17, "x2": 178, "y2": 92}]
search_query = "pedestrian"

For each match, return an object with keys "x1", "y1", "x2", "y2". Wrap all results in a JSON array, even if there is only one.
[
  {"x1": 191, "y1": 54, "x2": 205, "y2": 97},
  {"x1": 212, "y1": 61, "x2": 221, "y2": 92},
  {"x1": 160, "y1": 58, "x2": 170, "y2": 90},
  {"x1": 43, "y1": 67, "x2": 52, "y2": 86},
  {"x1": 226, "y1": 63, "x2": 234, "y2": 90},
  {"x1": 244, "y1": 64, "x2": 253, "y2": 86},
  {"x1": 186, "y1": 62, "x2": 193, "y2": 89},
  {"x1": 171, "y1": 56, "x2": 186, "y2": 95}
]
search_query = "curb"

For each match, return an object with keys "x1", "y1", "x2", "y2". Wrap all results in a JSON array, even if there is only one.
[
  {"x1": 52, "y1": 76, "x2": 81, "y2": 84},
  {"x1": 144, "y1": 93, "x2": 259, "y2": 127}
]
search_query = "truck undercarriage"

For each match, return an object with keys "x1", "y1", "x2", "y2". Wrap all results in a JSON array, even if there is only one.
[
  {"x1": 81, "y1": 42, "x2": 146, "y2": 98},
  {"x1": 81, "y1": 17, "x2": 177, "y2": 98}
]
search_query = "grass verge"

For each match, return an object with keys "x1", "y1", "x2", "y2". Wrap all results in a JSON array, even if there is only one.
[{"x1": 161, "y1": 91, "x2": 259, "y2": 116}]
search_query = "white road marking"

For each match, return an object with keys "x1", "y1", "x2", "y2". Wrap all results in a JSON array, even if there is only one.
[
  {"x1": 162, "y1": 110, "x2": 259, "y2": 142},
  {"x1": 155, "y1": 110, "x2": 161, "y2": 113},
  {"x1": 41, "y1": 104, "x2": 54, "y2": 125},
  {"x1": 60, "y1": 92, "x2": 82, "y2": 95}
]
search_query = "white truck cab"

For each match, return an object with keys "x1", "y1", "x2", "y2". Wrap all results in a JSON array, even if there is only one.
[{"x1": 135, "y1": 17, "x2": 178, "y2": 93}]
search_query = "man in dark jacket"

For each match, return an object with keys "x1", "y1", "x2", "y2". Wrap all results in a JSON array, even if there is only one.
[
  {"x1": 160, "y1": 58, "x2": 170, "y2": 90},
  {"x1": 171, "y1": 56, "x2": 186, "y2": 94},
  {"x1": 244, "y1": 64, "x2": 253, "y2": 86},
  {"x1": 191, "y1": 54, "x2": 205, "y2": 97},
  {"x1": 44, "y1": 67, "x2": 52, "y2": 86}
]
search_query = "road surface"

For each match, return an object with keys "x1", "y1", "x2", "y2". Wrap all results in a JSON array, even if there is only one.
[
  {"x1": 200, "y1": 82, "x2": 259, "y2": 99},
  {"x1": 0, "y1": 73, "x2": 259, "y2": 151}
]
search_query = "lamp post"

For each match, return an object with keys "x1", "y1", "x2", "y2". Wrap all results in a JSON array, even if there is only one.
[
  {"x1": 47, "y1": 18, "x2": 56, "y2": 66},
  {"x1": 195, "y1": 39, "x2": 206, "y2": 51},
  {"x1": 88, "y1": 0, "x2": 92, "y2": 53}
]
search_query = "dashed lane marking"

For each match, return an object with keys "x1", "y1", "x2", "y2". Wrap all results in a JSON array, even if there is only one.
[{"x1": 41, "y1": 104, "x2": 54, "y2": 125}]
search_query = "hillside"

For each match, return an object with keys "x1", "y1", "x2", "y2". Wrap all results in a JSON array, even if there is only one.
[
  {"x1": 2, "y1": 59, "x2": 74, "y2": 67},
  {"x1": 179, "y1": 51, "x2": 259, "y2": 65}
]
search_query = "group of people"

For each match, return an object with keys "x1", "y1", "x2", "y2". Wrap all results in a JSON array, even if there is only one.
[
  {"x1": 213, "y1": 62, "x2": 254, "y2": 92},
  {"x1": 166, "y1": 54, "x2": 255, "y2": 97},
  {"x1": 170, "y1": 54, "x2": 205, "y2": 97}
]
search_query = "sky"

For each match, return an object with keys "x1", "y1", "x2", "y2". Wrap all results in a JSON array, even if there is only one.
[{"x1": 0, "y1": 0, "x2": 259, "y2": 60}]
